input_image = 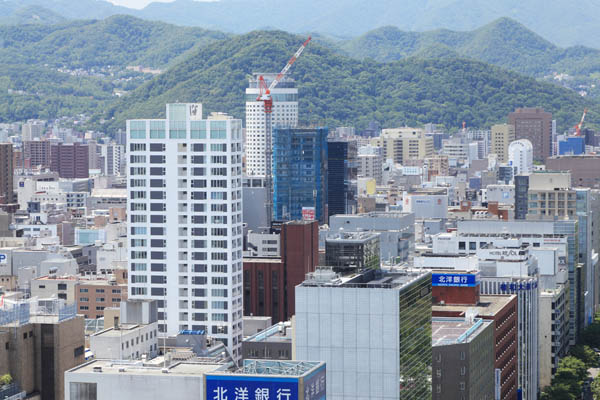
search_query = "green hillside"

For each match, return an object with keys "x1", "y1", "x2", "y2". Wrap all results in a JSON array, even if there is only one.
[
  {"x1": 342, "y1": 18, "x2": 600, "y2": 78},
  {"x1": 2, "y1": 0, "x2": 599, "y2": 48},
  {"x1": 0, "y1": 14, "x2": 228, "y2": 69},
  {"x1": 0, "y1": 15, "x2": 229, "y2": 122},
  {"x1": 95, "y1": 30, "x2": 600, "y2": 134}
]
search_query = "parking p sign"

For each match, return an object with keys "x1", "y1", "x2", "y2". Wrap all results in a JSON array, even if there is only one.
[{"x1": 0, "y1": 253, "x2": 7, "y2": 264}]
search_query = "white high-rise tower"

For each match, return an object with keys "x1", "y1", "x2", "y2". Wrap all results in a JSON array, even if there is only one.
[
  {"x1": 245, "y1": 73, "x2": 298, "y2": 176},
  {"x1": 508, "y1": 138, "x2": 533, "y2": 175},
  {"x1": 127, "y1": 103, "x2": 244, "y2": 359}
]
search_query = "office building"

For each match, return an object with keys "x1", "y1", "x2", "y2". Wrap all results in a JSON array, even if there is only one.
[
  {"x1": 370, "y1": 127, "x2": 434, "y2": 164},
  {"x1": 23, "y1": 140, "x2": 52, "y2": 169},
  {"x1": 0, "y1": 143, "x2": 14, "y2": 204},
  {"x1": 558, "y1": 136, "x2": 585, "y2": 155},
  {"x1": 245, "y1": 73, "x2": 298, "y2": 176},
  {"x1": 520, "y1": 171, "x2": 600, "y2": 328},
  {"x1": 490, "y1": 124, "x2": 515, "y2": 163},
  {"x1": 325, "y1": 231, "x2": 380, "y2": 272},
  {"x1": 508, "y1": 108, "x2": 552, "y2": 162},
  {"x1": 432, "y1": 317, "x2": 495, "y2": 400},
  {"x1": 273, "y1": 127, "x2": 328, "y2": 222},
  {"x1": 127, "y1": 103, "x2": 244, "y2": 359},
  {"x1": 21, "y1": 121, "x2": 45, "y2": 141},
  {"x1": 357, "y1": 145, "x2": 383, "y2": 184},
  {"x1": 0, "y1": 299, "x2": 85, "y2": 400},
  {"x1": 432, "y1": 294, "x2": 518, "y2": 400},
  {"x1": 242, "y1": 321, "x2": 293, "y2": 360},
  {"x1": 327, "y1": 138, "x2": 357, "y2": 219},
  {"x1": 546, "y1": 155, "x2": 600, "y2": 188},
  {"x1": 65, "y1": 359, "x2": 324, "y2": 400},
  {"x1": 329, "y1": 212, "x2": 415, "y2": 263},
  {"x1": 89, "y1": 300, "x2": 159, "y2": 360},
  {"x1": 508, "y1": 139, "x2": 533, "y2": 175},
  {"x1": 99, "y1": 143, "x2": 124, "y2": 176},
  {"x1": 296, "y1": 267, "x2": 432, "y2": 400},
  {"x1": 424, "y1": 155, "x2": 449, "y2": 180},
  {"x1": 243, "y1": 220, "x2": 319, "y2": 323},
  {"x1": 50, "y1": 143, "x2": 89, "y2": 179}
]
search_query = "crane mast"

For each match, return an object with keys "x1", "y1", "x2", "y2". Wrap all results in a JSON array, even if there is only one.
[
  {"x1": 575, "y1": 108, "x2": 588, "y2": 136},
  {"x1": 256, "y1": 36, "x2": 311, "y2": 227}
]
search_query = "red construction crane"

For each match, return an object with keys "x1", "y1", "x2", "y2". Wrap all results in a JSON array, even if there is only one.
[
  {"x1": 257, "y1": 36, "x2": 311, "y2": 226},
  {"x1": 574, "y1": 108, "x2": 588, "y2": 136}
]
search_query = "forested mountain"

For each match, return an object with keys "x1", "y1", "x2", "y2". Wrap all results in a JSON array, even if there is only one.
[
  {"x1": 0, "y1": 15, "x2": 228, "y2": 122},
  {"x1": 1, "y1": 0, "x2": 600, "y2": 48},
  {"x1": 0, "y1": 14, "x2": 228, "y2": 69},
  {"x1": 341, "y1": 18, "x2": 600, "y2": 78},
  {"x1": 94, "y1": 30, "x2": 600, "y2": 134}
]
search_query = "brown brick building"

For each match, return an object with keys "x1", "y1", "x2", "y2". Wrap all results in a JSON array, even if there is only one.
[
  {"x1": 77, "y1": 269, "x2": 128, "y2": 319},
  {"x1": 50, "y1": 143, "x2": 89, "y2": 179},
  {"x1": 243, "y1": 220, "x2": 318, "y2": 322},
  {"x1": 0, "y1": 312, "x2": 85, "y2": 400},
  {"x1": 508, "y1": 107, "x2": 553, "y2": 162},
  {"x1": 433, "y1": 283, "x2": 518, "y2": 400},
  {"x1": 24, "y1": 140, "x2": 52, "y2": 169},
  {"x1": 0, "y1": 143, "x2": 14, "y2": 204}
]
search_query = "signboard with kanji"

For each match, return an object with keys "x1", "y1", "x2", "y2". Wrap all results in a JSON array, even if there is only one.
[
  {"x1": 206, "y1": 375, "x2": 299, "y2": 400},
  {"x1": 432, "y1": 273, "x2": 479, "y2": 287}
]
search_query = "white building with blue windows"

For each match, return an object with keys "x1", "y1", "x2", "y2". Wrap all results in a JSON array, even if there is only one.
[{"x1": 127, "y1": 103, "x2": 244, "y2": 359}]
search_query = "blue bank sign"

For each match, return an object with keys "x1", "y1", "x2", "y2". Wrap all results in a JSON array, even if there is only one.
[
  {"x1": 432, "y1": 273, "x2": 479, "y2": 287},
  {"x1": 206, "y1": 375, "x2": 299, "y2": 400}
]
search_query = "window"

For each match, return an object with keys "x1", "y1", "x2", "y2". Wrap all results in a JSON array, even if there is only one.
[
  {"x1": 150, "y1": 143, "x2": 165, "y2": 152},
  {"x1": 96, "y1": 289, "x2": 105, "y2": 293},
  {"x1": 129, "y1": 121, "x2": 146, "y2": 139},
  {"x1": 190, "y1": 121, "x2": 207, "y2": 139},
  {"x1": 150, "y1": 203, "x2": 166, "y2": 212},
  {"x1": 130, "y1": 143, "x2": 146, "y2": 152},
  {"x1": 58, "y1": 283, "x2": 67, "y2": 290},
  {"x1": 131, "y1": 263, "x2": 147, "y2": 271},
  {"x1": 80, "y1": 297, "x2": 89, "y2": 302},
  {"x1": 151, "y1": 215, "x2": 166, "y2": 223},
  {"x1": 80, "y1": 288, "x2": 89, "y2": 293},
  {"x1": 151, "y1": 263, "x2": 167, "y2": 272},
  {"x1": 150, "y1": 167, "x2": 165, "y2": 176},
  {"x1": 192, "y1": 143, "x2": 205, "y2": 152},
  {"x1": 74, "y1": 345, "x2": 84, "y2": 357},
  {"x1": 69, "y1": 382, "x2": 97, "y2": 400},
  {"x1": 96, "y1": 298, "x2": 105, "y2": 302},
  {"x1": 150, "y1": 121, "x2": 166, "y2": 139}
]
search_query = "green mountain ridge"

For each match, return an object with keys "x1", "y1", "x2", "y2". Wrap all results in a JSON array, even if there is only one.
[
  {"x1": 1, "y1": 0, "x2": 599, "y2": 48},
  {"x1": 341, "y1": 18, "x2": 600, "y2": 78},
  {"x1": 0, "y1": 14, "x2": 228, "y2": 69},
  {"x1": 95, "y1": 30, "x2": 600, "y2": 134}
]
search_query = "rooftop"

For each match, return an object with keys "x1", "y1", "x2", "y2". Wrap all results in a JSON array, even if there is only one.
[
  {"x1": 301, "y1": 267, "x2": 430, "y2": 290},
  {"x1": 433, "y1": 295, "x2": 517, "y2": 317},
  {"x1": 92, "y1": 324, "x2": 151, "y2": 338},
  {"x1": 90, "y1": 189, "x2": 127, "y2": 198},
  {"x1": 220, "y1": 360, "x2": 323, "y2": 378},
  {"x1": 245, "y1": 323, "x2": 293, "y2": 344},
  {"x1": 432, "y1": 317, "x2": 491, "y2": 346},
  {"x1": 326, "y1": 231, "x2": 380, "y2": 243},
  {"x1": 67, "y1": 359, "x2": 224, "y2": 376}
]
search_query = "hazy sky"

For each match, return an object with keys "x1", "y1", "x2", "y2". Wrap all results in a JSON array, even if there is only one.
[{"x1": 106, "y1": 0, "x2": 176, "y2": 9}]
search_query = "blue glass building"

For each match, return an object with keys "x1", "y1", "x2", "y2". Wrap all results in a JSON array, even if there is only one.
[
  {"x1": 273, "y1": 127, "x2": 328, "y2": 222},
  {"x1": 559, "y1": 136, "x2": 585, "y2": 155}
]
